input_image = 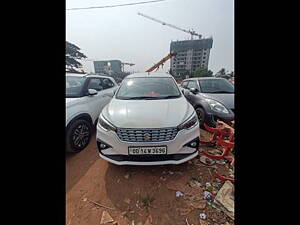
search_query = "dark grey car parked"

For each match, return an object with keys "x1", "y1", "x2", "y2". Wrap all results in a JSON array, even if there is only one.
[{"x1": 180, "y1": 77, "x2": 234, "y2": 127}]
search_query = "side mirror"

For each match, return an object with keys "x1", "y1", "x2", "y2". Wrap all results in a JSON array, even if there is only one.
[
  {"x1": 88, "y1": 89, "x2": 98, "y2": 96},
  {"x1": 189, "y1": 88, "x2": 199, "y2": 94}
]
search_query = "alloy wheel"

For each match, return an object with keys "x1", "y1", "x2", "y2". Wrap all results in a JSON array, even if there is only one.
[{"x1": 72, "y1": 123, "x2": 90, "y2": 148}]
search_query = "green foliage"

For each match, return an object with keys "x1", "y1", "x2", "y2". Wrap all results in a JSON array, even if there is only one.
[
  {"x1": 66, "y1": 41, "x2": 87, "y2": 73},
  {"x1": 140, "y1": 194, "x2": 155, "y2": 211},
  {"x1": 193, "y1": 66, "x2": 213, "y2": 77},
  {"x1": 218, "y1": 68, "x2": 226, "y2": 76}
]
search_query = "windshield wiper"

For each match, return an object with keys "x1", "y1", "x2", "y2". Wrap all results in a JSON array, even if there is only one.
[
  {"x1": 206, "y1": 91, "x2": 234, "y2": 94},
  {"x1": 120, "y1": 96, "x2": 159, "y2": 100},
  {"x1": 157, "y1": 95, "x2": 180, "y2": 99}
]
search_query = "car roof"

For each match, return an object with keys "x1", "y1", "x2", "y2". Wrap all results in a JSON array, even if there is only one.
[
  {"x1": 125, "y1": 72, "x2": 173, "y2": 78},
  {"x1": 66, "y1": 72, "x2": 113, "y2": 79}
]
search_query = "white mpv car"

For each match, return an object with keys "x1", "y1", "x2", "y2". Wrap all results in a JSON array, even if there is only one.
[
  {"x1": 66, "y1": 73, "x2": 118, "y2": 153},
  {"x1": 96, "y1": 73, "x2": 200, "y2": 165}
]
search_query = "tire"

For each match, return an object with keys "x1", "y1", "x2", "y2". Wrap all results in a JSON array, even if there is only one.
[
  {"x1": 66, "y1": 119, "x2": 92, "y2": 153},
  {"x1": 195, "y1": 107, "x2": 206, "y2": 127}
]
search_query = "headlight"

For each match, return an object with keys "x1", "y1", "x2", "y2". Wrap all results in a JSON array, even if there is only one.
[
  {"x1": 178, "y1": 113, "x2": 198, "y2": 130},
  {"x1": 204, "y1": 98, "x2": 229, "y2": 114},
  {"x1": 98, "y1": 114, "x2": 116, "y2": 132}
]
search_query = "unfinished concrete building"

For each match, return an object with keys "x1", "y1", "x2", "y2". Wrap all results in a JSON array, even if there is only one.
[
  {"x1": 93, "y1": 60, "x2": 122, "y2": 75},
  {"x1": 170, "y1": 38, "x2": 213, "y2": 78}
]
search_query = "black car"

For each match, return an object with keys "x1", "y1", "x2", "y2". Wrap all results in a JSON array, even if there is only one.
[{"x1": 180, "y1": 77, "x2": 234, "y2": 127}]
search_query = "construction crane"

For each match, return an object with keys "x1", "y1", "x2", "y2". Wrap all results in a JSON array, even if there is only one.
[
  {"x1": 138, "y1": 12, "x2": 202, "y2": 40},
  {"x1": 146, "y1": 51, "x2": 177, "y2": 72}
]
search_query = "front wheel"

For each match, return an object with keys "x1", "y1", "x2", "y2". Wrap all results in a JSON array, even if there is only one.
[{"x1": 66, "y1": 119, "x2": 92, "y2": 153}]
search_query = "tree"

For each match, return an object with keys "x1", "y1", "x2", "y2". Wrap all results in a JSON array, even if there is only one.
[
  {"x1": 66, "y1": 41, "x2": 87, "y2": 73},
  {"x1": 218, "y1": 68, "x2": 226, "y2": 76},
  {"x1": 193, "y1": 67, "x2": 213, "y2": 77}
]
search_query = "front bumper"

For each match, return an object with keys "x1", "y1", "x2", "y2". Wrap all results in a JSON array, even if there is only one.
[
  {"x1": 96, "y1": 122, "x2": 200, "y2": 165},
  {"x1": 206, "y1": 110, "x2": 234, "y2": 126}
]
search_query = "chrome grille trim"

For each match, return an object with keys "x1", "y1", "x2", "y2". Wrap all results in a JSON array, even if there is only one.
[{"x1": 116, "y1": 127, "x2": 178, "y2": 142}]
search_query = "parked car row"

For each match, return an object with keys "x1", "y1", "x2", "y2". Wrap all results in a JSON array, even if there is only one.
[{"x1": 66, "y1": 72, "x2": 234, "y2": 166}]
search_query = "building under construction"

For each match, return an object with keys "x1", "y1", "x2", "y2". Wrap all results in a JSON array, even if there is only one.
[
  {"x1": 93, "y1": 60, "x2": 122, "y2": 75},
  {"x1": 170, "y1": 37, "x2": 213, "y2": 78}
]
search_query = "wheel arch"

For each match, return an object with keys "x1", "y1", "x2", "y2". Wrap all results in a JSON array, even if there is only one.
[{"x1": 66, "y1": 113, "x2": 93, "y2": 130}]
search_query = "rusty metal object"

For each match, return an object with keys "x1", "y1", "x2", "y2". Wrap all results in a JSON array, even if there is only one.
[{"x1": 200, "y1": 121, "x2": 235, "y2": 183}]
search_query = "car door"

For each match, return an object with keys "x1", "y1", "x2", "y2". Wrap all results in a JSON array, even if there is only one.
[
  {"x1": 98, "y1": 77, "x2": 117, "y2": 106},
  {"x1": 85, "y1": 77, "x2": 107, "y2": 123},
  {"x1": 185, "y1": 80, "x2": 200, "y2": 106}
]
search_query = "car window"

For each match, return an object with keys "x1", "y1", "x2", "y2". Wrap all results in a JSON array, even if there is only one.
[
  {"x1": 66, "y1": 76, "x2": 86, "y2": 97},
  {"x1": 88, "y1": 78, "x2": 103, "y2": 92},
  {"x1": 100, "y1": 78, "x2": 115, "y2": 90},
  {"x1": 198, "y1": 79, "x2": 234, "y2": 93},
  {"x1": 181, "y1": 81, "x2": 188, "y2": 88},
  {"x1": 187, "y1": 81, "x2": 198, "y2": 89}
]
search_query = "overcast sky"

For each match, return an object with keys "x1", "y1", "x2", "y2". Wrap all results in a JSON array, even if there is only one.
[{"x1": 66, "y1": 0, "x2": 234, "y2": 74}]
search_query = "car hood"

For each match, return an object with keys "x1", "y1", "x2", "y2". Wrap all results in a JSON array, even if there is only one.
[
  {"x1": 199, "y1": 93, "x2": 234, "y2": 109},
  {"x1": 102, "y1": 97, "x2": 194, "y2": 128}
]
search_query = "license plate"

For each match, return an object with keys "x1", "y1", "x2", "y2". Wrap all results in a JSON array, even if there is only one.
[{"x1": 128, "y1": 146, "x2": 167, "y2": 155}]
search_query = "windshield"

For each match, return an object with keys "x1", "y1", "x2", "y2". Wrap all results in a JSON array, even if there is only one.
[
  {"x1": 66, "y1": 76, "x2": 86, "y2": 97},
  {"x1": 198, "y1": 79, "x2": 234, "y2": 93},
  {"x1": 116, "y1": 77, "x2": 181, "y2": 100}
]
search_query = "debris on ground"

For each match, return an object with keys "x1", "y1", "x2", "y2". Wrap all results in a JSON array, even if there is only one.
[
  {"x1": 88, "y1": 199, "x2": 115, "y2": 210},
  {"x1": 144, "y1": 215, "x2": 153, "y2": 225},
  {"x1": 124, "y1": 198, "x2": 131, "y2": 204},
  {"x1": 160, "y1": 176, "x2": 166, "y2": 181},
  {"x1": 176, "y1": 191, "x2": 184, "y2": 197},
  {"x1": 199, "y1": 213, "x2": 207, "y2": 220},
  {"x1": 188, "y1": 179, "x2": 202, "y2": 187},
  {"x1": 207, "y1": 149, "x2": 223, "y2": 155},
  {"x1": 100, "y1": 211, "x2": 114, "y2": 224},
  {"x1": 199, "y1": 219, "x2": 209, "y2": 225},
  {"x1": 203, "y1": 191, "x2": 213, "y2": 200},
  {"x1": 124, "y1": 173, "x2": 130, "y2": 179},
  {"x1": 214, "y1": 180, "x2": 234, "y2": 220},
  {"x1": 199, "y1": 155, "x2": 215, "y2": 166},
  {"x1": 207, "y1": 201, "x2": 223, "y2": 213},
  {"x1": 215, "y1": 159, "x2": 226, "y2": 165},
  {"x1": 185, "y1": 218, "x2": 190, "y2": 225}
]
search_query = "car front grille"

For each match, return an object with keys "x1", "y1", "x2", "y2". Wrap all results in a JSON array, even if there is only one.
[{"x1": 116, "y1": 127, "x2": 178, "y2": 142}]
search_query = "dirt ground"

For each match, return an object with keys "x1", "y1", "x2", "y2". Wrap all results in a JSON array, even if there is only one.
[{"x1": 66, "y1": 129, "x2": 234, "y2": 225}]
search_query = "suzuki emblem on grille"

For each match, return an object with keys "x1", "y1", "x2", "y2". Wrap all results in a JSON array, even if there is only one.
[{"x1": 144, "y1": 133, "x2": 151, "y2": 140}]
